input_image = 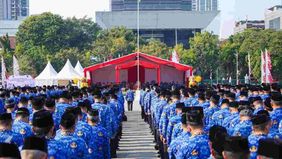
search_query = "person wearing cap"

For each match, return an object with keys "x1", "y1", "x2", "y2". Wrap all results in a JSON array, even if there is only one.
[
  {"x1": 197, "y1": 93, "x2": 209, "y2": 109},
  {"x1": 29, "y1": 96, "x2": 45, "y2": 123},
  {"x1": 166, "y1": 102, "x2": 184, "y2": 146},
  {"x1": 184, "y1": 89, "x2": 199, "y2": 107},
  {"x1": 209, "y1": 125, "x2": 228, "y2": 159},
  {"x1": 87, "y1": 109, "x2": 110, "y2": 159},
  {"x1": 248, "y1": 114, "x2": 271, "y2": 159},
  {"x1": 0, "y1": 142, "x2": 21, "y2": 159},
  {"x1": 222, "y1": 136, "x2": 250, "y2": 159},
  {"x1": 252, "y1": 96, "x2": 264, "y2": 115},
  {"x1": 55, "y1": 112, "x2": 89, "y2": 158},
  {"x1": 54, "y1": 91, "x2": 72, "y2": 121},
  {"x1": 12, "y1": 107, "x2": 32, "y2": 139},
  {"x1": 143, "y1": 86, "x2": 151, "y2": 122},
  {"x1": 269, "y1": 92, "x2": 282, "y2": 134},
  {"x1": 204, "y1": 94, "x2": 220, "y2": 128},
  {"x1": 21, "y1": 136, "x2": 48, "y2": 159},
  {"x1": 32, "y1": 110, "x2": 66, "y2": 159},
  {"x1": 168, "y1": 113, "x2": 191, "y2": 159},
  {"x1": 232, "y1": 108, "x2": 253, "y2": 137},
  {"x1": 5, "y1": 98, "x2": 16, "y2": 119},
  {"x1": 211, "y1": 99, "x2": 231, "y2": 127},
  {"x1": 0, "y1": 113, "x2": 23, "y2": 147},
  {"x1": 257, "y1": 138, "x2": 282, "y2": 159},
  {"x1": 18, "y1": 96, "x2": 32, "y2": 114},
  {"x1": 238, "y1": 91, "x2": 249, "y2": 102},
  {"x1": 155, "y1": 91, "x2": 168, "y2": 131},
  {"x1": 176, "y1": 110, "x2": 210, "y2": 159},
  {"x1": 91, "y1": 92, "x2": 113, "y2": 139},
  {"x1": 44, "y1": 98, "x2": 60, "y2": 130}
]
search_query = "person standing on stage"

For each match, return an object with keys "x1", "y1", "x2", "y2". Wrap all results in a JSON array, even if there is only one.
[{"x1": 126, "y1": 87, "x2": 134, "y2": 111}]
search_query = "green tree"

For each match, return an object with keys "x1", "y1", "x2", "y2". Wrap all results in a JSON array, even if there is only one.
[
  {"x1": 188, "y1": 32, "x2": 219, "y2": 78},
  {"x1": 140, "y1": 38, "x2": 170, "y2": 59},
  {"x1": 0, "y1": 34, "x2": 12, "y2": 55}
]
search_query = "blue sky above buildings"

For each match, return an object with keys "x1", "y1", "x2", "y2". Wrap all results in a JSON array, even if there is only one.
[{"x1": 30, "y1": 0, "x2": 281, "y2": 38}]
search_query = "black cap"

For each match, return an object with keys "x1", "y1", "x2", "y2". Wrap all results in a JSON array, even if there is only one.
[
  {"x1": 176, "y1": 102, "x2": 185, "y2": 109},
  {"x1": 0, "y1": 143, "x2": 20, "y2": 158},
  {"x1": 181, "y1": 113, "x2": 187, "y2": 124},
  {"x1": 251, "y1": 115, "x2": 270, "y2": 125},
  {"x1": 32, "y1": 110, "x2": 54, "y2": 127},
  {"x1": 258, "y1": 138, "x2": 282, "y2": 158},
  {"x1": 60, "y1": 112, "x2": 76, "y2": 129},
  {"x1": 45, "y1": 98, "x2": 55, "y2": 108},
  {"x1": 271, "y1": 92, "x2": 282, "y2": 102},
  {"x1": 16, "y1": 107, "x2": 30, "y2": 116},
  {"x1": 256, "y1": 110, "x2": 269, "y2": 117},
  {"x1": 221, "y1": 99, "x2": 229, "y2": 105},
  {"x1": 186, "y1": 112, "x2": 203, "y2": 126},
  {"x1": 0, "y1": 113, "x2": 12, "y2": 121},
  {"x1": 253, "y1": 96, "x2": 262, "y2": 102},
  {"x1": 227, "y1": 93, "x2": 236, "y2": 100},
  {"x1": 186, "y1": 106, "x2": 204, "y2": 117},
  {"x1": 238, "y1": 101, "x2": 250, "y2": 106},
  {"x1": 209, "y1": 125, "x2": 227, "y2": 154},
  {"x1": 223, "y1": 136, "x2": 249, "y2": 153},
  {"x1": 22, "y1": 136, "x2": 48, "y2": 153},
  {"x1": 240, "y1": 91, "x2": 248, "y2": 97},
  {"x1": 88, "y1": 109, "x2": 99, "y2": 117},
  {"x1": 229, "y1": 102, "x2": 239, "y2": 108},
  {"x1": 5, "y1": 98, "x2": 15, "y2": 108},
  {"x1": 77, "y1": 101, "x2": 85, "y2": 107}
]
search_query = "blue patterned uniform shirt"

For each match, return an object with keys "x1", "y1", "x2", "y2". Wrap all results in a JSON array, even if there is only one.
[
  {"x1": 0, "y1": 130, "x2": 23, "y2": 147},
  {"x1": 232, "y1": 120, "x2": 252, "y2": 137},
  {"x1": 12, "y1": 120, "x2": 33, "y2": 139},
  {"x1": 248, "y1": 134, "x2": 267, "y2": 159}
]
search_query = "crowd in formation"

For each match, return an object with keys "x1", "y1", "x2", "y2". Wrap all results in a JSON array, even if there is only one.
[
  {"x1": 140, "y1": 83, "x2": 282, "y2": 159},
  {"x1": 0, "y1": 85, "x2": 125, "y2": 159}
]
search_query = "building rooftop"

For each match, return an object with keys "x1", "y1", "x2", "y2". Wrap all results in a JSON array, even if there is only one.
[
  {"x1": 268, "y1": 5, "x2": 282, "y2": 11},
  {"x1": 96, "y1": 10, "x2": 219, "y2": 30}
]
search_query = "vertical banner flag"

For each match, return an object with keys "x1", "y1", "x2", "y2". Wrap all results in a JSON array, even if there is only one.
[
  {"x1": 265, "y1": 49, "x2": 274, "y2": 83},
  {"x1": 261, "y1": 50, "x2": 266, "y2": 83},
  {"x1": 170, "y1": 50, "x2": 179, "y2": 63},
  {"x1": 13, "y1": 55, "x2": 20, "y2": 76},
  {"x1": 1, "y1": 56, "x2": 7, "y2": 87}
]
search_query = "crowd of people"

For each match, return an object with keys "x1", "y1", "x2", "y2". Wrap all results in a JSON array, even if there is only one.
[
  {"x1": 140, "y1": 83, "x2": 282, "y2": 159},
  {"x1": 0, "y1": 85, "x2": 125, "y2": 159}
]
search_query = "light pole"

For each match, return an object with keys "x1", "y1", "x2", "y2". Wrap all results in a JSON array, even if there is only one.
[{"x1": 137, "y1": 0, "x2": 140, "y2": 88}]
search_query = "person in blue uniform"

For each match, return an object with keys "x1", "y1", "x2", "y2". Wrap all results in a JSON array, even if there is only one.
[
  {"x1": 168, "y1": 112, "x2": 190, "y2": 159},
  {"x1": 126, "y1": 87, "x2": 134, "y2": 111},
  {"x1": 4, "y1": 98, "x2": 16, "y2": 119},
  {"x1": 211, "y1": 99, "x2": 230, "y2": 127},
  {"x1": 21, "y1": 136, "x2": 48, "y2": 159},
  {"x1": 257, "y1": 138, "x2": 282, "y2": 159},
  {"x1": 186, "y1": 89, "x2": 199, "y2": 107},
  {"x1": 222, "y1": 136, "x2": 250, "y2": 159},
  {"x1": 0, "y1": 142, "x2": 21, "y2": 158},
  {"x1": 18, "y1": 96, "x2": 32, "y2": 114},
  {"x1": 175, "y1": 108, "x2": 210, "y2": 159},
  {"x1": 166, "y1": 102, "x2": 184, "y2": 146},
  {"x1": 32, "y1": 110, "x2": 66, "y2": 159},
  {"x1": 12, "y1": 108, "x2": 32, "y2": 139},
  {"x1": 0, "y1": 113, "x2": 23, "y2": 147},
  {"x1": 248, "y1": 114, "x2": 270, "y2": 159},
  {"x1": 204, "y1": 94, "x2": 220, "y2": 130},
  {"x1": 208, "y1": 125, "x2": 228, "y2": 159},
  {"x1": 269, "y1": 92, "x2": 282, "y2": 136},
  {"x1": 232, "y1": 108, "x2": 253, "y2": 137},
  {"x1": 252, "y1": 96, "x2": 265, "y2": 115},
  {"x1": 29, "y1": 96, "x2": 45, "y2": 123},
  {"x1": 55, "y1": 112, "x2": 90, "y2": 159},
  {"x1": 54, "y1": 91, "x2": 72, "y2": 122},
  {"x1": 197, "y1": 93, "x2": 209, "y2": 109},
  {"x1": 87, "y1": 109, "x2": 111, "y2": 159}
]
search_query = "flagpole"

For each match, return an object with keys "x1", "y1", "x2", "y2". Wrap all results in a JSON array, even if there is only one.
[
  {"x1": 248, "y1": 52, "x2": 251, "y2": 83},
  {"x1": 236, "y1": 51, "x2": 239, "y2": 85},
  {"x1": 137, "y1": 0, "x2": 140, "y2": 88}
]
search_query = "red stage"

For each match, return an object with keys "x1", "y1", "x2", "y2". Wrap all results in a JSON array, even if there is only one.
[{"x1": 84, "y1": 52, "x2": 193, "y2": 85}]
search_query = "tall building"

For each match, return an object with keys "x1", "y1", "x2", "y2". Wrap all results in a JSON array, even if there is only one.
[
  {"x1": 97, "y1": 0, "x2": 219, "y2": 47},
  {"x1": 192, "y1": 0, "x2": 218, "y2": 11},
  {"x1": 0, "y1": 0, "x2": 29, "y2": 20},
  {"x1": 265, "y1": 5, "x2": 282, "y2": 30},
  {"x1": 234, "y1": 20, "x2": 265, "y2": 34}
]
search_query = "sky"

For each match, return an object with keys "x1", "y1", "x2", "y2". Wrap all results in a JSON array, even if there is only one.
[{"x1": 30, "y1": 0, "x2": 281, "y2": 38}]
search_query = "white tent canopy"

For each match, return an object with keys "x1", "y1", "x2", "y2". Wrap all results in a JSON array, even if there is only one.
[
  {"x1": 75, "y1": 61, "x2": 84, "y2": 77},
  {"x1": 56, "y1": 59, "x2": 82, "y2": 80},
  {"x1": 35, "y1": 61, "x2": 58, "y2": 86}
]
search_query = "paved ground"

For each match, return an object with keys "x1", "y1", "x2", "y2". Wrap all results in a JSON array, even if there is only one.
[{"x1": 117, "y1": 90, "x2": 159, "y2": 159}]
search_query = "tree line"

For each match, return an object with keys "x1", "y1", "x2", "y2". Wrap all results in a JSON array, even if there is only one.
[{"x1": 0, "y1": 12, "x2": 281, "y2": 82}]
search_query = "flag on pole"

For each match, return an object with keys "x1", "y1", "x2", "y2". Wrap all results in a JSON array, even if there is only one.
[
  {"x1": 1, "y1": 56, "x2": 7, "y2": 88},
  {"x1": 13, "y1": 55, "x2": 20, "y2": 76},
  {"x1": 265, "y1": 49, "x2": 274, "y2": 83},
  {"x1": 170, "y1": 50, "x2": 179, "y2": 63},
  {"x1": 261, "y1": 50, "x2": 266, "y2": 83}
]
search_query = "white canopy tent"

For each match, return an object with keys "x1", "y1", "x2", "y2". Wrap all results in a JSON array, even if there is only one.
[
  {"x1": 74, "y1": 61, "x2": 84, "y2": 77},
  {"x1": 35, "y1": 61, "x2": 58, "y2": 86},
  {"x1": 56, "y1": 59, "x2": 82, "y2": 85}
]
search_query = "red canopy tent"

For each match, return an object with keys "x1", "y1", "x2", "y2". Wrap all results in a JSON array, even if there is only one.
[{"x1": 84, "y1": 52, "x2": 193, "y2": 85}]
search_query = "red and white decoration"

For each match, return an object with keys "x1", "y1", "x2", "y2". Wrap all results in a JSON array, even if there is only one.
[
  {"x1": 261, "y1": 49, "x2": 274, "y2": 83},
  {"x1": 170, "y1": 50, "x2": 179, "y2": 63}
]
